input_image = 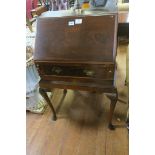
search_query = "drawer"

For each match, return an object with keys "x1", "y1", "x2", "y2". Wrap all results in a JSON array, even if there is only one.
[{"x1": 36, "y1": 63, "x2": 115, "y2": 80}]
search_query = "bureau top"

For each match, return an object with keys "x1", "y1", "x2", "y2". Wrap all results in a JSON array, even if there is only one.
[
  {"x1": 40, "y1": 7, "x2": 117, "y2": 18},
  {"x1": 34, "y1": 10, "x2": 118, "y2": 63}
]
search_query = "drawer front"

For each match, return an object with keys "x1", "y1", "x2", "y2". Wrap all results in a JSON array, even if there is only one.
[
  {"x1": 36, "y1": 63, "x2": 115, "y2": 80},
  {"x1": 40, "y1": 75, "x2": 114, "y2": 86}
]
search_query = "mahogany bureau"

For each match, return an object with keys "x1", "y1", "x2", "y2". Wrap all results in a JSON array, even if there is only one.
[{"x1": 34, "y1": 8, "x2": 118, "y2": 130}]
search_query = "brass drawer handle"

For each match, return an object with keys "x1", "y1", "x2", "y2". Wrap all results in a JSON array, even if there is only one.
[
  {"x1": 83, "y1": 69, "x2": 95, "y2": 76},
  {"x1": 52, "y1": 67, "x2": 62, "y2": 74}
]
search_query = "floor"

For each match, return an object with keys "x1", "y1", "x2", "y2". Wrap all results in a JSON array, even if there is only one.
[{"x1": 26, "y1": 44, "x2": 129, "y2": 155}]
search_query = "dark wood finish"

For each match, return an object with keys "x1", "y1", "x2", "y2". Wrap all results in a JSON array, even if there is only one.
[
  {"x1": 39, "y1": 87, "x2": 57, "y2": 120},
  {"x1": 34, "y1": 14, "x2": 117, "y2": 62},
  {"x1": 118, "y1": 11, "x2": 129, "y2": 40},
  {"x1": 39, "y1": 80, "x2": 115, "y2": 92},
  {"x1": 40, "y1": 75, "x2": 114, "y2": 84},
  {"x1": 36, "y1": 63, "x2": 115, "y2": 79},
  {"x1": 34, "y1": 10, "x2": 118, "y2": 129},
  {"x1": 63, "y1": 89, "x2": 67, "y2": 95},
  {"x1": 105, "y1": 90, "x2": 118, "y2": 130}
]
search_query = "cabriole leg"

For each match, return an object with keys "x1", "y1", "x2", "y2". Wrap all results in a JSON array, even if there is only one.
[
  {"x1": 105, "y1": 90, "x2": 118, "y2": 130},
  {"x1": 63, "y1": 89, "x2": 67, "y2": 95},
  {"x1": 39, "y1": 88, "x2": 57, "y2": 120}
]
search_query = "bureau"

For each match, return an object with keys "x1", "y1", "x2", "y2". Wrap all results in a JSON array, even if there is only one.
[{"x1": 34, "y1": 9, "x2": 118, "y2": 130}]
